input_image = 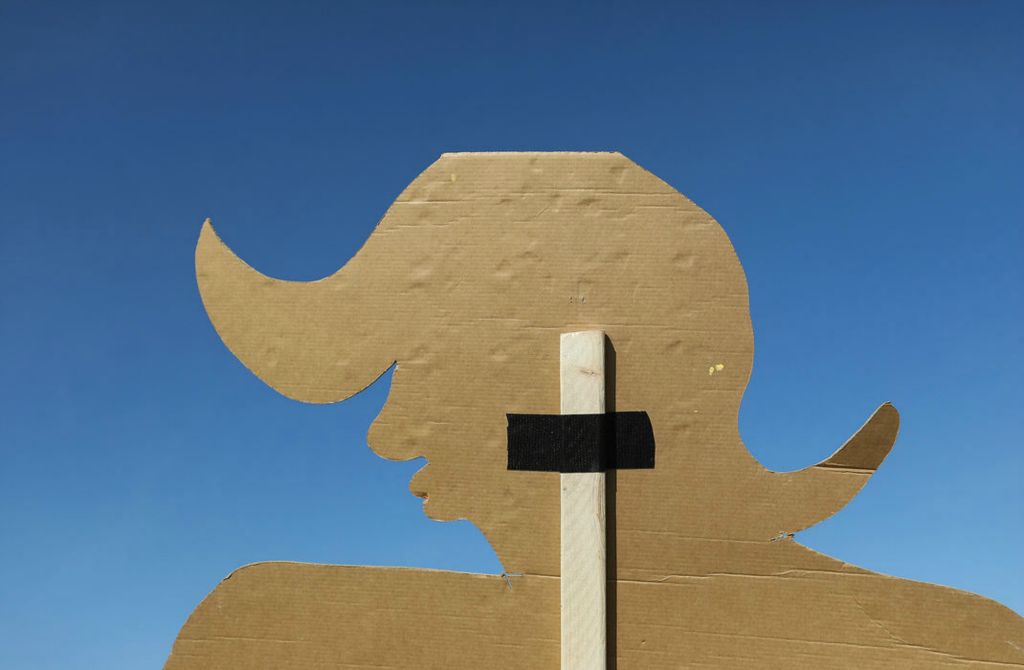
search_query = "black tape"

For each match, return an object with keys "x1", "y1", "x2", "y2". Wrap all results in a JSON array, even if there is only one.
[{"x1": 506, "y1": 411, "x2": 655, "y2": 473}]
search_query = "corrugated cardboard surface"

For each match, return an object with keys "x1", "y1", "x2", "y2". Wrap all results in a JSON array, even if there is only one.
[{"x1": 169, "y1": 153, "x2": 1024, "y2": 668}]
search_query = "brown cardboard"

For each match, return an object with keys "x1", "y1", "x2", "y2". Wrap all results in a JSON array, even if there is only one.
[{"x1": 167, "y1": 153, "x2": 1024, "y2": 668}]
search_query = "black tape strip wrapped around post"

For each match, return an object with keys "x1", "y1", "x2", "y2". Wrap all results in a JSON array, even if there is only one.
[{"x1": 506, "y1": 411, "x2": 655, "y2": 473}]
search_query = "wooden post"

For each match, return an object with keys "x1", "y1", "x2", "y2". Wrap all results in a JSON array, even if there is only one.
[{"x1": 559, "y1": 330, "x2": 606, "y2": 670}]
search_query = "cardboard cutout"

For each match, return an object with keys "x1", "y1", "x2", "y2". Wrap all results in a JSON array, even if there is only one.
[{"x1": 166, "y1": 153, "x2": 1023, "y2": 668}]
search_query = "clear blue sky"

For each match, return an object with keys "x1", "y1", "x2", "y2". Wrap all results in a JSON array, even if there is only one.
[{"x1": 1, "y1": 1, "x2": 1021, "y2": 667}]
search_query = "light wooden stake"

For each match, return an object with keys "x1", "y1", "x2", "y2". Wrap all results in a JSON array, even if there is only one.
[{"x1": 559, "y1": 330, "x2": 607, "y2": 670}]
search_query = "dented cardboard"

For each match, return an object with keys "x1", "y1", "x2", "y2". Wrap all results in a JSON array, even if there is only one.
[{"x1": 166, "y1": 153, "x2": 1024, "y2": 668}]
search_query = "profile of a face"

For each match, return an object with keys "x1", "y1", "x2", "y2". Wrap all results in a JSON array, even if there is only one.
[
  {"x1": 179, "y1": 153, "x2": 1024, "y2": 670},
  {"x1": 196, "y1": 152, "x2": 898, "y2": 577}
]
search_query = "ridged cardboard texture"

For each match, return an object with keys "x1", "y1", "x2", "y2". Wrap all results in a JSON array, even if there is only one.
[{"x1": 166, "y1": 152, "x2": 1023, "y2": 668}]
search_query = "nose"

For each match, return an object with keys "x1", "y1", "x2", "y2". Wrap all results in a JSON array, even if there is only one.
[{"x1": 367, "y1": 400, "x2": 424, "y2": 463}]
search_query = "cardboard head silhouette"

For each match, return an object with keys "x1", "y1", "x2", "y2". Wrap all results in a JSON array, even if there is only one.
[
  {"x1": 196, "y1": 152, "x2": 898, "y2": 577},
  {"x1": 175, "y1": 152, "x2": 1024, "y2": 669}
]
